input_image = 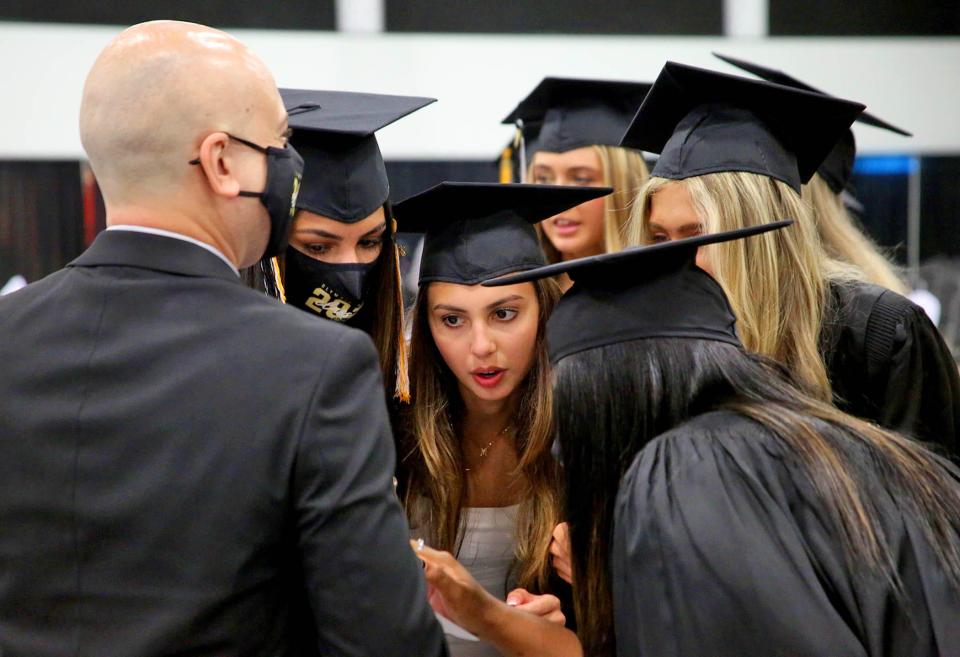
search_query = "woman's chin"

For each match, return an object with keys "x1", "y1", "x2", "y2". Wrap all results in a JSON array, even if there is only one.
[{"x1": 549, "y1": 236, "x2": 602, "y2": 260}]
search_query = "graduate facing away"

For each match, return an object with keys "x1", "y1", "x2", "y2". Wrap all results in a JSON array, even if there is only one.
[{"x1": 485, "y1": 223, "x2": 960, "y2": 657}]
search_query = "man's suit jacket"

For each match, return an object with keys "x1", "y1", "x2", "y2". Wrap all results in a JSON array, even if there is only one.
[{"x1": 0, "y1": 230, "x2": 446, "y2": 657}]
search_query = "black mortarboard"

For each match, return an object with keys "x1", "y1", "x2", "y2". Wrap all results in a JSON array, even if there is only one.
[
  {"x1": 619, "y1": 62, "x2": 866, "y2": 194},
  {"x1": 483, "y1": 220, "x2": 793, "y2": 362},
  {"x1": 503, "y1": 77, "x2": 652, "y2": 154},
  {"x1": 712, "y1": 53, "x2": 912, "y2": 194},
  {"x1": 281, "y1": 89, "x2": 436, "y2": 222},
  {"x1": 393, "y1": 182, "x2": 612, "y2": 286}
]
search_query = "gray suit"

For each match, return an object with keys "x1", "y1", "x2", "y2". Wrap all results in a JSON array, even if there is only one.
[{"x1": 0, "y1": 229, "x2": 445, "y2": 657}]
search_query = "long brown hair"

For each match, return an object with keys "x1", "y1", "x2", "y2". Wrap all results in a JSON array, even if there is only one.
[
  {"x1": 535, "y1": 145, "x2": 649, "y2": 263},
  {"x1": 363, "y1": 203, "x2": 408, "y2": 401},
  {"x1": 399, "y1": 277, "x2": 563, "y2": 591}
]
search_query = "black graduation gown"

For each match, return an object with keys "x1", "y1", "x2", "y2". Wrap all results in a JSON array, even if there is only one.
[
  {"x1": 612, "y1": 410, "x2": 960, "y2": 657},
  {"x1": 821, "y1": 280, "x2": 960, "y2": 455}
]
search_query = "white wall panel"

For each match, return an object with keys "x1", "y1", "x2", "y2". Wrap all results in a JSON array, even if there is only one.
[{"x1": 0, "y1": 22, "x2": 956, "y2": 159}]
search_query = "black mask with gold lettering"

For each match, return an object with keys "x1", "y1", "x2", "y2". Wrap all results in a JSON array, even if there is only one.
[{"x1": 283, "y1": 246, "x2": 377, "y2": 322}]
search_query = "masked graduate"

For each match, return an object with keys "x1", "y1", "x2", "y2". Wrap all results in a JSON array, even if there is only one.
[
  {"x1": 482, "y1": 224, "x2": 960, "y2": 657},
  {"x1": 502, "y1": 78, "x2": 650, "y2": 290},
  {"x1": 713, "y1": 52, "x2": 911, "y2": 294},
  {"x1": 394, "y1": 182, "x2": 611, "y2": 657},
  {"x1": 622, "y1": 62, "x2": 960, "y2": 453},
  {"x1": 258, "y1": 89, "x2": 434, "y2": 402}
]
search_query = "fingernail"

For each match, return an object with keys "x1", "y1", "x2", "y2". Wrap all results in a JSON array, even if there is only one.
[
  {"x1": 416, "y1": 538, "x2": 425, "y2": 552},
  {"x1": 506, "y1": 598, "x2": 519, "y2": 607}
]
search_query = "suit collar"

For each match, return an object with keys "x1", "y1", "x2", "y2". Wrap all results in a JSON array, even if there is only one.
[{"x1": 69, "y1": 230, "x2": 242, "y2": 283}]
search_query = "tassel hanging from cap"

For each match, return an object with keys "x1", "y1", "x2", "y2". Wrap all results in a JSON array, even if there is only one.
[
  {"x1": 498, "y1": 144, "x2": 514, "y2": 183},
  {"x1": 514, "y1": 119, "x2": 527, "y2": 183},
  {"x1": 270, "y1": 256, "x2": 287, "y2": 303},
  {"x1": 391, "y1": 219, "x2": 411, "y2": 403}
]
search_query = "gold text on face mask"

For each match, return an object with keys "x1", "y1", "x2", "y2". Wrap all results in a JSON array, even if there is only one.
[{"x1": 305, "y1": 286, "x2": 362, "y2": 321}]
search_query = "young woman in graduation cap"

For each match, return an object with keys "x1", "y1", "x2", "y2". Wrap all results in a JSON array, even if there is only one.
[
  {"x1": 622, "y1": 62, "x2": 960, "y2": 452},
  {"x1": 501, "y1": 78, "x2": 650, "y2": 290},
  {"x1": 393, "y1": 181, "x2": 610, "y2": 657},
  {"x1": 713, "y1": 52, "x2": 910, "y2": 295},
  {"x1": 478, "y1": 224, "x2": 960, "y2": 657},
  {"x1": 255, "y1": 89, "x2": 434, "y2": 401}
]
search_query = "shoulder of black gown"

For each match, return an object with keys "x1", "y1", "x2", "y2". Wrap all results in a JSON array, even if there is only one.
[
  {"x1": 611, "y1": 409, "x2": 960, "y2": 657},
  {"x1": 822, "y1": 279, "x2": 960, "y2": 454}
]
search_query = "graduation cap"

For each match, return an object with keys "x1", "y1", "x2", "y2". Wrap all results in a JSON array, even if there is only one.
[
  {"x1": 712, "y1": 53, "x2": 912, "y2": 194},
  {"x1": 281, "y1": 88, "x2": 436, "y2": 222},
  {"x1": 619, "y1": 62, "x2": 866, "y2": 194},
  {"x1": 483, "y1": 220, "x2": 793, "y2": 362},
  {"x1": 503, "y1": 77, "x2": 653, "y2": 155},
  {"x1": 393, "y1": 182, "x2": 612, "y2": 286}
]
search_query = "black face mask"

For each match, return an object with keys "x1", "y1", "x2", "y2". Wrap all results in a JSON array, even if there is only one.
[
  {"x1": 191, "y1": 134, "x2": 304, "y2": 259},
  {"x1": 283, "y1": 246, "x2": 378, "y2": 322}
]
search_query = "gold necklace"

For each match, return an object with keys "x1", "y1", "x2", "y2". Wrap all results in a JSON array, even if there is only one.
[{"x1": 464, "y1": 424, "x2": 512, "y2": 472}]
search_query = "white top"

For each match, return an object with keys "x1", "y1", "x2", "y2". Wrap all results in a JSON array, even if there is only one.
[
  {"x1": 106, "y1": 225, "x2": 239, "y2": 276},
  {"x1": 447, "y1": 505, "x2": 520, "y2": 657}
]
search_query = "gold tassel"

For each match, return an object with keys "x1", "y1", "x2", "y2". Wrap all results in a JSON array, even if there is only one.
[
  {"x1": 499, "y1": 144, "x2": 514, "y2": 184},
  {"x1": 270, "y1": 256, "x2": 287, "y2": 304},
  {"x1": 392, "y1": 220, "x2": 411, "y2": 403}
]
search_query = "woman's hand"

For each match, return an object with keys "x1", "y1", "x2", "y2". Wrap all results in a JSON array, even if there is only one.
[
  {"x1": 549, "y1": 522, "x2": 573, "y2": 584},
  {"x1": 411, "y1": 539, "x2": 584, "y2": 657},
  {"x1": 411, "y1": 539, "x2": 499, "y2": 636},
  {"x1": 506, "y1": 588, "x2": 565, "y2": 626}
]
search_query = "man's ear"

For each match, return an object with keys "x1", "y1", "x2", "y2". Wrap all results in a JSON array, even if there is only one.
[{"x1": 197, "y1": 132, "x2": 241, "y2": 198}]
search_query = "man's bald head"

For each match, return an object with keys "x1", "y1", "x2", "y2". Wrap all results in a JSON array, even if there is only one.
[{"x1": 80, "y1": 21, "x2": 283, "y2": 205}]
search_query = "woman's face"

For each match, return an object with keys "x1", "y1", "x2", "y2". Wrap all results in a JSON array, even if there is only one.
[
  {"x1": 288, "y1": 206, "x2": 386, "y2": 264},
  {"x1": 647, "y1": 182, "x2": 713, "y2": 276},
  {"x1": 427, "y1": 281, "x2": 540, "y2": 405},
  {"x1": 531, "y1": 147, "x2": 607, "y2": 260}
]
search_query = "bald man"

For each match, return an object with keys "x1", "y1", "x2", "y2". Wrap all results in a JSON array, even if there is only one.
[{"x1": 0, "y1": 21, "x2": 446, "y2": 657}]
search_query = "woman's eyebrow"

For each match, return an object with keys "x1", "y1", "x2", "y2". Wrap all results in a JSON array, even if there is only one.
[
  {"x1": 295, "y1": 229, "x2": 342, "y2": 241},
  {"x1": 486, "y1": 295, "x2": 523, "y2": 310},
  {"x1": 361, "y1": 222, "x2": 387, "y2": 238},
  {"x1": 432, "y1": 303, "x2": 467, "y2": 313}
]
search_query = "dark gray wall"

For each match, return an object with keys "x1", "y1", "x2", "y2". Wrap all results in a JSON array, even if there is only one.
[{"x1": 0, "y1": 1, "x2": 336, "y2": 30}]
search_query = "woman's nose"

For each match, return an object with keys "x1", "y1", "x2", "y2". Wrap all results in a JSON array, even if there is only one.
[{"x1": 470, "y1": 325, "x2": 496, "y2": 357}]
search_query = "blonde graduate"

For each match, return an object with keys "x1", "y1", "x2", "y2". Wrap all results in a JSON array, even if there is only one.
[
  {"x1": 627, "y1": 171, "x2": 857, "y2": 401},
  {"x1": 503, "y1": 77, "x2": 652, "y2": 290},
  {"x1": 533, "y1": 145, "x2": 648, "y2": 265}
]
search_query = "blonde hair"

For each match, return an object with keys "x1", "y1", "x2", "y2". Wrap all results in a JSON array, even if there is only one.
[
  {"x1": 538, "y1": 145, "x2": 649, "y2": 263},
  {"x1": 804, "y1": 174, "x2": 909, "y2": 295},
  {"x1": 627, "y1": 172, "x2": 862, "y2": 401},
  {"x1": 399, "y1": 278, "x2": 564, "y2": 591}
]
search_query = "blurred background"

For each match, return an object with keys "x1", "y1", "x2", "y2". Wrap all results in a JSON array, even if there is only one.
[{"x1": 1, "y1": 1, "x2": 959, "y2": 341}]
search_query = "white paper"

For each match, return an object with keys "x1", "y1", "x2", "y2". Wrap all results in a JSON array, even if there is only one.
[{"x1": 436, "y1": 612, "x2": 479, "y2": 642}]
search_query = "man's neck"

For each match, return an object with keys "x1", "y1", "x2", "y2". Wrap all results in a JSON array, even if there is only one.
[{"x1": 106, "y1": 205, "x2": 241, "y2": 268}]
